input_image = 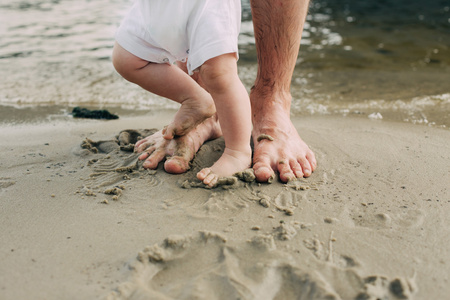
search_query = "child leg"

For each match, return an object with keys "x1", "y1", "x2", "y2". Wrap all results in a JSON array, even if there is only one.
[
  {"x1": 112, "y1": 42, "x2": 215, "y2": 139},
  {"x1": 196, "y1": 53, "x2": 252, "y2": 187}
]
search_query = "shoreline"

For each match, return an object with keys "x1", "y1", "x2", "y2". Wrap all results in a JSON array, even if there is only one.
[
  {"x1": 1, "y1": 113, "x2": 449, "y2": 299},
  {"x1": 1, "y1": 103, "x2": 448, "y2": 131}
]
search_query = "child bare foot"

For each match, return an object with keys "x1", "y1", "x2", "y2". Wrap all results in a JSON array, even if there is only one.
[
  {"x1": 197, "y1": 147, "x2": 252, "y2": 188},
  {"x1": 162, "y1": 96, "x2": 215, "y2": 140}
]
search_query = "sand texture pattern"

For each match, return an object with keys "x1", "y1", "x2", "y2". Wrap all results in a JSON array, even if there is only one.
[{"x1": 0, "y1": 113, "x2": 449, "y2": 300}]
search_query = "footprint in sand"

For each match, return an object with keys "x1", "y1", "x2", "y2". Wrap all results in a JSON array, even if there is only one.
[
  {"x1": 201, "y1": 191, "x2": 250, "y2": 214},
  {"x1": 0, "y1": 177, "x2": 16, "y2": 191},
  {"x1": 354, "y1": 209, "x2": 424, "y2": 230},
  {"x1": 356, "y1": 275, "x2": 417, "y2": 300},
  {"x1": 395, "y1": 210, "x2": 424, "y2": 228},
  {"x1": 273, "y1": 190, "x2": 298, "y2": 216},
  {"x1": 107, "y1": 231, "x2": 416, "y2": 300},
  {"x1": 106, "y1": 232, "x2": 340, "y2": 300}
]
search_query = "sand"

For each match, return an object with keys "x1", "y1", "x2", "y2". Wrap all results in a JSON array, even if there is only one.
[{"x1": 0, "y1": 111, "x2": 449, "y2": 300}]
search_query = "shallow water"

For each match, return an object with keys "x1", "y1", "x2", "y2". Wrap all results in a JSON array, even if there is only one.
[{"x1": 0, "y1": 0, "x2": 449, "y2": 127}]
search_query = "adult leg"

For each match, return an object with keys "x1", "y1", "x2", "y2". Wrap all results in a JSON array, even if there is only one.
[
  {"x1": 112, "y1": 42, "x2": 215, "y2": 140},
  {"x1": 250, "y1": 0, "x2": 317, "y2": 182}
]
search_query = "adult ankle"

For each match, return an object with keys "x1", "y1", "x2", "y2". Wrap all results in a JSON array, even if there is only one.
[{"x1": 250, "y1": 88, "x2": 292, "y2": 109}]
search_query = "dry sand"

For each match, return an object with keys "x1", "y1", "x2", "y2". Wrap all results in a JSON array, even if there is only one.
[{"x1": 0, "y1": 111, "x2": 449, "y2": 300}]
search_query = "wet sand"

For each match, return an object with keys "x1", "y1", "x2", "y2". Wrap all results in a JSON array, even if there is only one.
[{"x1": 0, "y1": 111, "x2": 449, "y2": 299}]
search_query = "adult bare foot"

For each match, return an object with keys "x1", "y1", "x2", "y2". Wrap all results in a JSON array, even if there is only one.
[
  {"x1": 162, "y1": 96, "x2": 215, "y2": 140},
  {"x1": 249, "y1": 0, "x2": 313, "y2": 183},
  {"x1": 251, "y1": 92, "x2": 317, "y2": 183},
  {"x1": 135, "y1": 115, "x2": 222, "y2": 173},
  {"x1": 197, "y1": 147, "x2": 252, "y2": 188}
]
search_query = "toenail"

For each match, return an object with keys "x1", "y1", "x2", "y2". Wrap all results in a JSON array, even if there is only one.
[
  {"x1": 294, "y1": 170, "x2": 303, "y2": 177},
  {"x1": 282, "y1": 173, "x2": 294, "y2": 179}
]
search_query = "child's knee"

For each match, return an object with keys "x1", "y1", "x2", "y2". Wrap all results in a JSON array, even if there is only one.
[
  {"x1": 112, "y1": 42, "x2": 148, "y2": 81},
  {"x1": 199, "y1": 54, "x2": 237, "y2": 93}
]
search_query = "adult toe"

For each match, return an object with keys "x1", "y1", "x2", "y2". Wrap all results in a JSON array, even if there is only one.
[
  {"x1": 253, "y1": 162, "x2": 275, "y2": 183},
  {"x1": 138, "y1": 146, "x2": 155, "y2": 160},
  {"x1": 306, "y1": 151, "x2": 317, "y2": 171},
  {"x1": 142, "y1": 149, "x2": 165, "y2": 169},
  {"x1": 165, "y1": 156, "x2": 190, "y2": 174},
  {"x1": 298, "y1": 156, "x2": 312, "y2": 177},
  {"x1": 277, "y1": 159, "x2": 296, "y2": 182},
  {"x1": 290, "y1": 160, "x2": 304, "y2": 178},
  {"x1": 135, "y1": 141, "x2": 152, "y2": 153}
]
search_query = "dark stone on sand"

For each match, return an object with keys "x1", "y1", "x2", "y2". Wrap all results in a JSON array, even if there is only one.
[{"x1": 71, "y1": 107, "x2": 119, "y2": 120}]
